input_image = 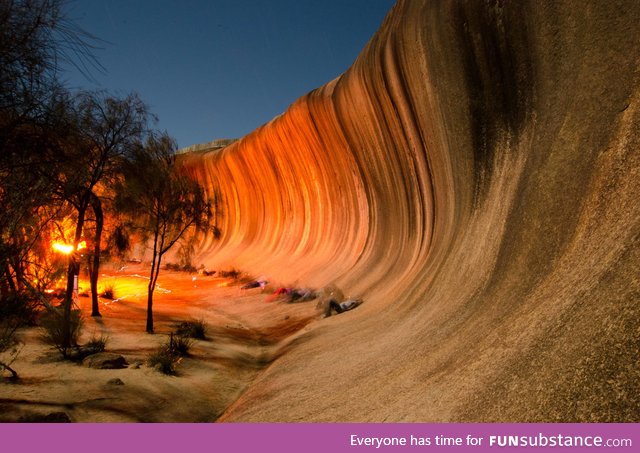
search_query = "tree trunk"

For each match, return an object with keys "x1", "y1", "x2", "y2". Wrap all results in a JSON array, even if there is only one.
[
  {"x1": 147, "y1": 252, "x2": 164, "y2": 334},
  {"x1": 146, "y1": 221, "x2": 166, "y2": 334},
  {"x1": 146, "y1": 282, "x2": 154, "y2": 333},
  {"x1": 1, "y1": 261, "x2": 15, "y2": 295},
  {"x1": 89, "y1": 194, "x2": 103, "y2": 317},
  {"x1": 146, "y1": 248, "x2": 156, "y2": 334},
  {"x1": 146, "y1": 226, "x2": 160, "y2": 334},
  {"x1": 63, "y1": 207, "x2": 86, "y2": 352},
  {"x1": 12, "y1": 257, "x2": 24, "y2": 292}
]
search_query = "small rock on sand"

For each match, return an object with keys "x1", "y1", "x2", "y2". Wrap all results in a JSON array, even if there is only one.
[
  {"x1": 107, "y1": 378, "x2": 125, "y2": 386},
  {"x1": 82, "y1": 352, "x2": 128, "y2": 369}
]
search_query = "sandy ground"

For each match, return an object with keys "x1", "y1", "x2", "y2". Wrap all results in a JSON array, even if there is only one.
[{"x1": 0, "y1": 264, "x2": 319, "y2": 422}]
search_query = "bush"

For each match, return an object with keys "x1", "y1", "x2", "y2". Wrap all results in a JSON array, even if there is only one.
[
  {"x1": 174, "y1": 319, "x2": 207, "y2": 340},
  {"x1": 84, "y1": 335, "x2": 108, "y2": 354},
  {"x1": 219, "y1": 268, "x2": 240, "y2": 279},
  {"x1": 164, "y1": 262, "x2": 182, "y2": 271},
  {"x1": 168, "y1": 332, "x2": 193, "y2": 357},
  {"x1": 147, "y1": 332, "x2": 192, "y2": 375},
  {"x1": 65, "y1": 333, "x2": 109, "y2": 362},
  {"x1": 0, "y1": 322, "x2": 16, "y2": 354},
  {"x1": 100, "y1": 285, "x2": 115, "y2": 300},
  {"x1": 181, "y1": 263, "x2": 197, "y2": 273},
  {"x1": 0, "y1": 292, "x2": 39, "y2": 326},
  {"x1": 0, "y1": 320, "x2": 21, "y2": 379},
  {"x1": 39, "y1": 308, "x2": 83, "y2": 358},
  {"x1": 164, "y1": 262, "x2": 197, "y2": 273},
  {"x1": 147, "y1": 346, "x2": 177, "y2": 375}
]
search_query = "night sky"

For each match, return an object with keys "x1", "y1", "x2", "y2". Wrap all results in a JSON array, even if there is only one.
[{"x1": 62, "y1": 0, "x2": 396, "y2": 148}]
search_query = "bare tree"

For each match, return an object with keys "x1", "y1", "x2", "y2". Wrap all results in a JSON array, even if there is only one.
[
  {"x1": 29, "y1": 91, "x2": 150, "y2": 352},
  {"x1": 0, "y1": 0, "x2": 98, "y2": 322},
  {"x1": 87, "y1": 192, "x2": 104, "y2": 316},
  {"x1": 117, "y1": 133, "x2": 217, "y2": 333}
]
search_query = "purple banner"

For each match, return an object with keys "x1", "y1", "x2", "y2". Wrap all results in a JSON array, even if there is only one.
[{"x1": 1, "y1": 423, "x2": 637, "y2": 453}]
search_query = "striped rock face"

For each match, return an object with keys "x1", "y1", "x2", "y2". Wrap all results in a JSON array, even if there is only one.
[{"x1": 180, "y1": 0, "x2": 640, "y2": 422}]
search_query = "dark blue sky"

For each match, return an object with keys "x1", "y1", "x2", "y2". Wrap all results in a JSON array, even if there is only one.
[{"x1": 62, "y1": 0, "x2": 396, "y2": 148}]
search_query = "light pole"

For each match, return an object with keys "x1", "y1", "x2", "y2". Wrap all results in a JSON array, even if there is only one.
[
  {"x1": 52, "y1": 240, "x2": 86, "y2": 303},
  {"x1": 52, "y1": 239, "x2": 87, "y2": 353}
]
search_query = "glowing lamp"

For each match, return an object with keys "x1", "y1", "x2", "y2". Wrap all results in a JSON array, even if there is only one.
[
  {"x1": 52, "y1": 240, "x2": 88, "y2": 254},
  {"x1": 52, "y1": 242, "x2": 74, "y2": 254}
]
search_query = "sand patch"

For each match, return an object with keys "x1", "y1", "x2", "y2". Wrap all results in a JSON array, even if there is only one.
[{"x1": 0, "y1": 264, "x2": 319, "y2": 422}]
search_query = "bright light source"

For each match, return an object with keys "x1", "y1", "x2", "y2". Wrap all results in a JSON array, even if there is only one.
[
  {"x1": 52, "y1": 240, "x2": 87, "y2": 254},
  {"x1": 52, "y1": 242, "x2": 74, "y2": 254}
]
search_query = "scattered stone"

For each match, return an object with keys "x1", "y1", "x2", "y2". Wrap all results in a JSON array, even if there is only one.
[
  {"x1": 67, "y1": 346, "x2": 93, "y2": 361},
  {"x1": 130, "y1": 360, "x2": 143, "y2": 369},
  {"x1": 82, "y1": 352, "x2": 128, "y2": 369},
  {"x1": 107, "y1": 378, "x2": 124, "y2": 386}
]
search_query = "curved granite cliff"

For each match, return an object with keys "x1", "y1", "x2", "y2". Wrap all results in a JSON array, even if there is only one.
[{"x1": 180, "y1": 0, "x2": 640, "y2": 421}]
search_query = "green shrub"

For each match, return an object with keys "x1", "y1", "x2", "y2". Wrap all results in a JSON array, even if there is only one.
[
  {"x1": 174, "y1": 319, "x2": 207, "y2": 340},
  {"x1": 39, "y1": 308, "x2": 83, "y2": 358}
]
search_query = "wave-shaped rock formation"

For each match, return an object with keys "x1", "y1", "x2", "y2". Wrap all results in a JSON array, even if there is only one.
[{"x1": 180, "y1": 0, "x2": 639, "y2": 421}]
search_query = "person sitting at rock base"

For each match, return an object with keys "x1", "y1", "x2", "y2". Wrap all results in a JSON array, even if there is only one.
[
  {"x1": 241, "y1": 279, "x2": 267, "y2": 290},
  {"x1": 325, "y1": 298, "x2": 363, "y2": 317}
]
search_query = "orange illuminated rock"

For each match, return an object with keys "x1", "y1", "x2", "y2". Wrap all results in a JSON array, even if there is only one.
[{"x1": 180, "y1": 0, "x2": 640, "y2": 422}]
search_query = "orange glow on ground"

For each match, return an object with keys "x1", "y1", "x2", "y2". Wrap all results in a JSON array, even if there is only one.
[{"x1": 1, "y1": 262, "x2": 319, "y2": 422}]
